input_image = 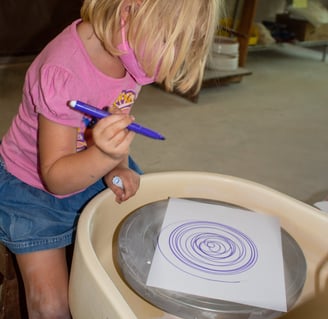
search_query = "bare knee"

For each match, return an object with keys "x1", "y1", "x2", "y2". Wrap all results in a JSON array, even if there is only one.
[
  {"x1": 26, "y1": 291, "x2": 71, "y2": 319},
  {"x1": 16, "y1": 248, "x2": 71, "y2": 319}
]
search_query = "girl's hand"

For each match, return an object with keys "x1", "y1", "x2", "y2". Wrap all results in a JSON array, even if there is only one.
[
  {"x1": 92, "y1": 114, "x2": 136, "y2": 161},
  {"x1": 104, "y1": 167, "x2": 140, "y2": 204}
]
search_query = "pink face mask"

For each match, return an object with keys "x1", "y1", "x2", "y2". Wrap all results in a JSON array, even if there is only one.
[{"x1": 117, "y1": 21, "x2": 157, "y2": 85}]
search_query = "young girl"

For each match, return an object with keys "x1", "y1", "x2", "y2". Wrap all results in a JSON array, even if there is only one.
[{"x1": 0, "y1": 0, "x2": 220, "y2": 318}]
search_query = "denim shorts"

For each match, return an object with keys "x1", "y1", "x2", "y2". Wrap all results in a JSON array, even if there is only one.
[{"x1": 0, "y1": 156, "x2": 142, "y2": 254}]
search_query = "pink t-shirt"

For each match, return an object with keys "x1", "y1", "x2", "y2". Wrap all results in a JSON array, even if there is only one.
[{"x1": 0, "y1": 20, "x2": 141, "y2": 196}]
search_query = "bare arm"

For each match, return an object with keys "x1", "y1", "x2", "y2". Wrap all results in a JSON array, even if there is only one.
[{"x1": 38, "y1": 113, "x2": 135, "y2": 195}]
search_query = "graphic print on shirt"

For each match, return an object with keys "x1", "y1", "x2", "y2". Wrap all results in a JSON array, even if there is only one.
[
  {"x1": 75, "y1": 89, "x2": 138, "y2": 152},
  {"x1": 76, "y1": 127, "x2": 88, "y2": 152},
  {"x1": 110, "y1": 89, "x2": 136, "y2": 113}
]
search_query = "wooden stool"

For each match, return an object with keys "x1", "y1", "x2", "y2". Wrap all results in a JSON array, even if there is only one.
[{"x1": 0, "y1": 244, "x2": 25, "y2": 319}]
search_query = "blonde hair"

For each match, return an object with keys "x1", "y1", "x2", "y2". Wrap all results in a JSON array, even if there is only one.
[{"x1": 81, "y1": 0, "x2": 221, "y2": 95}]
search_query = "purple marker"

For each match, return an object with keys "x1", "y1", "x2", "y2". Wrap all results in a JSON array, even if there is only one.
[{"x1": 69, "y1": 100, "x2": 165, "y2": 140}]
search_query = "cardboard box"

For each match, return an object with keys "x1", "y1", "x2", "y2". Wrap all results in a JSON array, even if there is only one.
[{"x1": 276, "y1": 13, "x2": 328, "y2": 41}]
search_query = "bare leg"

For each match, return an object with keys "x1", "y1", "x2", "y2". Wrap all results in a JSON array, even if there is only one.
[{"x1": 16, "y1": 248, "x2": 71, "y2": 319}]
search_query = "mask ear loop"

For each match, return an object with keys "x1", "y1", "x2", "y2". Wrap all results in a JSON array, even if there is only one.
[{"x1": 120, "y1": 18, "x2": 128, "y2": 51}]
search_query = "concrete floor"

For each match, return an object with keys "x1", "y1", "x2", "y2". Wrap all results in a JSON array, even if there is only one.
[{"x1": 0, "y1": 44, "x2": 327, "y2": 204}]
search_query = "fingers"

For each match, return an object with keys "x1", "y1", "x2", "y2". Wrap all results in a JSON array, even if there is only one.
[
  {"x1": 92, "y1": 114, "x2": 136, "y2": 158},
  {"x1": 94, "y1": 113, "x2": 133, "y2": 139},
  {"x1": 113, "y1": 187, "x2": 125, "y2": 204},
  {"x1": 106, "y1": 170, "x2": 140, "y2": 204},
  {"x1": 112, "y1": 179, "x2": 139, "y2": 203}
]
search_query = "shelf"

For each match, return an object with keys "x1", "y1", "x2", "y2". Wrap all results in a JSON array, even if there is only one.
[
  {"x1": 154, "y1": 67, "x2": 252, "y2": 103},
  {"x1": 203, "y1": 67, "x2": 252, "y2": 82},
  {"x1": 166, "y1": 0, "x2": 258, "y2": 102},
  {"x1": 295, "y1": 40, "x2": 328, "y2": 61},
  {"x1": 248, "y1": 41, "x2": 328, "y2": 62}
]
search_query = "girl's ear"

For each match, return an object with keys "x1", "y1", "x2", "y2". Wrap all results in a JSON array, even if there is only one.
[
  {"x1": 121, "y1": 0, "x2": 131, "y2": 22},
  {"x1": 121, "y1": 0, "x2": 142, "y2": 22}
]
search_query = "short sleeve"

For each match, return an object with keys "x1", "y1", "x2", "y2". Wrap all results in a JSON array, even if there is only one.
[{"x1": 32, "y1": 64, "x2": 82, "y2": 127}]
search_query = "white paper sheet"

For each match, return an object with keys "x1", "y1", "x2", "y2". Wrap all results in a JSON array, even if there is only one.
[
  {"x1": 147, "y1": 198, "x2": 287, "y2": 312},
  {"x1": 314, "y1": 201, "x2": 328, "y2": 213}
]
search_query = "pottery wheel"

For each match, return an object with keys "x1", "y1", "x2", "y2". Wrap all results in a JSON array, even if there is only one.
[{"x1": 117, "y1": 199, "x2": 306, "y2": 319}]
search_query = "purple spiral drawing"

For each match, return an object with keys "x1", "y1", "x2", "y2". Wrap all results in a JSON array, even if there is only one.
[{"x1": 157, "y1": 220, "x2": 258, "y2": 282}]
